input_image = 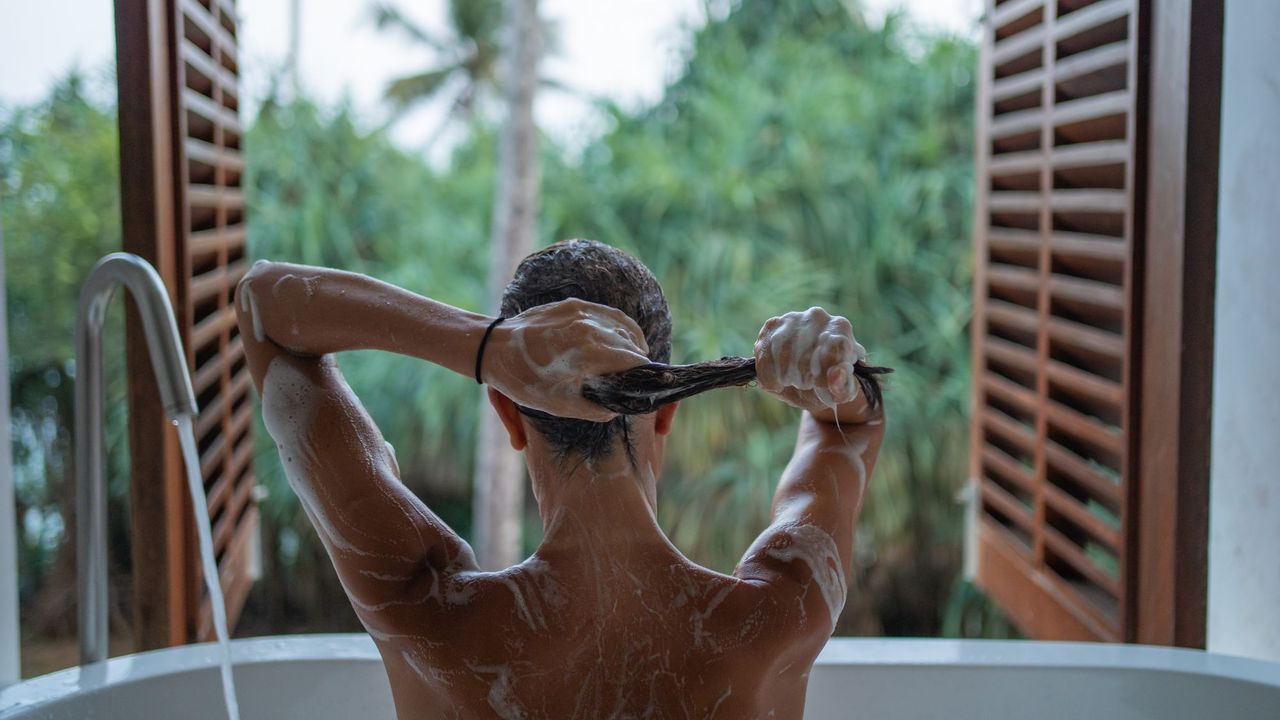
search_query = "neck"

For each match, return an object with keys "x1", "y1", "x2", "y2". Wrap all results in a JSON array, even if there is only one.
[{"x1": 531, "y1": 448, "x2": 666, "y2": 554}]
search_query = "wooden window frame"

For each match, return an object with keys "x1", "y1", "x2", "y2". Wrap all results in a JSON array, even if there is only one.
[
  {"x1": 1132, "y1": 0, "x2": 1222, "y2": 648},
  {"x1": 970, "y1": 0, "x2": 1222, "y2": 646}
]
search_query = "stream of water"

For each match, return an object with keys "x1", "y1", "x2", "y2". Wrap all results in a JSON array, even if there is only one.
[{"x1": 175, "y1": 416, "x2": 241, "y2": 720}]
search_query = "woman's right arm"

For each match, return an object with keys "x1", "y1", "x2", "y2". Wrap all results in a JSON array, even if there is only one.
[{"x1": 734, "y1": 307, "x2": 885, "y2": 639}]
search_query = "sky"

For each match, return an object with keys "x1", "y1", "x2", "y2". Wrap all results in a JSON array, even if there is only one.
[{"x1": 0, "y1": 0, "x2": 980, "y2": 149}]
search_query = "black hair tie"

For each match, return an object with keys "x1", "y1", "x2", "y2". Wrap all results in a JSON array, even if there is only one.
[{"x1": 474, "y1": 316, "x2": 507, "y2": 385}]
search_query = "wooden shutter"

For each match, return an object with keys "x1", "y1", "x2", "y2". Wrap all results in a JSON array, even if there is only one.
[
  {"x1": 970, "y1": 0, "x2": 1140, "y2": 642},
  {"x1": 970, "y1": 0, "x2": 1220, "y2": 645},
  {"x1": 116, "y1": 0, "x2": 255, "y2": 649},
  {"x1": 176, "y1": 0, "x2": 257, "y2": 642}
]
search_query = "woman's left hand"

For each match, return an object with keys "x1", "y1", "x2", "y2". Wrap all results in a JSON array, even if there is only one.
[{"x1": 483, "y1": 298, "x2": 651, "y2": 422}]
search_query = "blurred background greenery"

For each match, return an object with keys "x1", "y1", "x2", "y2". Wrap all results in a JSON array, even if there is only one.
[{"x1": 2, "y1": 0, "x2": 1014, "y2": 671}]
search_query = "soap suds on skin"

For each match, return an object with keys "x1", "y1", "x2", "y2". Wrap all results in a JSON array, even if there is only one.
[
  {"x1": 690, "y1": 583, "x2": 733, "y2": 649},
  {"x1": 384, "y1": 441, "x2": 400, "y2": 478},
  {"x1": 708, "y1": 685, "x2": 733, "y2": 718},
  {"x1": 249, "y1": 268, "x2": 864, "y2": 717},
  {"x1": 491, "y1": 311, "x2": 648, "y2": 417},
  {"x1": 241, "y1": 271, "x2": 322, "y2": 342},
  {"x1": 764, "y1": 524, "x2": 848, "y2": 628},
  {"x1": 422, "y1": 564, "x2": 479, "y2": 608},
  {"x1": 768, "y1": 316, "x2": 822, "y2": 390},
  {"x1": 497, "y1": 571, "x2": 548, "y2": 632},
  {"x1": 762, "y1": 310, "x2": 866, "y2": 404},
  {"x1": 271, "y1": 272, "x2": 320, "y2": 302},
  {"x1": 468, "y1": 663, "x2": 528, "y2": 720},
  {"x1": 508, "y1": 325, "x2": 585, "y2": 401},
  {"x1": 262, "y1": 358, "x2": 471, "y2": 612},
  {"x1": 238, "y1": 279, "x2": 265, "y2": 342},
  {"x1": 819, "y1": 433, "x2": 872, "y2": 499},
  {"x1": 402, "y1": 646, "x2": 453, "y2": 688}
]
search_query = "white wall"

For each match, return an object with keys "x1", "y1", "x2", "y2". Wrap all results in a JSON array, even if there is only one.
[{"x1": 1207, "y1": 0, "x2": 1280, "y2": 664}]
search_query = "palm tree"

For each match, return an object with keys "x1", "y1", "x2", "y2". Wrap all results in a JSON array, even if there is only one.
[
  {"x1": 369, "y1": 0, "x2": 505, "y2": 137},
  {"x1": 369, "y1": 0, "x2": 544, "y2": 569},
  {"x1": 472, "y1": 0, "x2": 542, "y2": 570}
]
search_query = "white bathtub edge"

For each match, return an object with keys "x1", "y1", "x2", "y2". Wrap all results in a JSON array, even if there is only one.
[
  {"x1": 4, "y1": 636, "x2": 1279, "y2": 715},
  {"x1": 815, "y1": 638, "x2": 1280, "y2": 686},
  {"x1": 0, "y1": 635, "x2": 380, "y2": 714}
]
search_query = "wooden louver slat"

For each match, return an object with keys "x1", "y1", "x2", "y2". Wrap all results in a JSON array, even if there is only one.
[
  {"x1": 970, "y1": 0, "x2": 1139, "y2": 642},
  {"x1": 173, "y1": 0, "x2": 257, "y2": 642}
]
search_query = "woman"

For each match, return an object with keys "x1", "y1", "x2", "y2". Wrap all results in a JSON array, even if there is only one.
[{"x1": 235, "y1": 239, "x2": 884, "y2": 719}]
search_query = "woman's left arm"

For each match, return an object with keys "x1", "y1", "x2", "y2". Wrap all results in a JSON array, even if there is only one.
[
  {"x1": 234, "y1": 261, "x2": 494, "y2": 631},
  {"x1": 233, "y1": 260, "x2": 651, "y2": 629},
  {"x1": 238, "y1": 260, "x2": 652, "y2": 420}
]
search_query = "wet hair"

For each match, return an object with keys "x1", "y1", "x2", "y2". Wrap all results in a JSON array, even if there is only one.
[
  {"x1": 501, "y1": 239, "x2": 891, "y2": 463},
  {"x1": 583, "y1": 357, "x2": 889, "y2": 415},
  {"x1": 500, "y1": 239, "x2": 672, "y2": 462}
]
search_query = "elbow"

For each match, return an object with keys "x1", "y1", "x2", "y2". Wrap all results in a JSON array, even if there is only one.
[
  {"x1": 236, "y1": 260, "x2": 280, "y2": 343},
  {"x1": 238, "y1": 259, "x2": 281, "y2": 298}
]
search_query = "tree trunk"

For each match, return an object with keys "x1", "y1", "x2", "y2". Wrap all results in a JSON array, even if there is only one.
[
  {"x1": 472, "y1": 0, "x2": 541, "y2": 570},
  {"x1": 23, "y1": 377, "x2": 78, "y2": 639}
]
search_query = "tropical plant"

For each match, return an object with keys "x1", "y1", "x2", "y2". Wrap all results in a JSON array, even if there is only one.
[
  {"x1": 245, "y1": 0, "x2": 990, "y2": 635},
  {"x1": 6, "y1": 0, "x2": 1013, "y2": 642},
  {"x1": 368, "y1": 0, "x2": 505, "y2": 140},
  {"x1": 534, "y1": 2, "x2": 982, "y2": 635},
  {"x1": 367, "y1": 0, "x2": 552, "y2": 568},
  {"x1": 1, "y1": 69, "x2": 136, "y2": 645},
  {"x1": 471, "y1": 0, "x2": 545, "y2": 569}
]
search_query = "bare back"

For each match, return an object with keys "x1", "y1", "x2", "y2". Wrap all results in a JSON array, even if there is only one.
[
  {"x1": 375, "y1": 548, "x2": 820, "y2": 719},
  {"x1": 253, "y1": 349, "x2": 823, "y2": 719}
]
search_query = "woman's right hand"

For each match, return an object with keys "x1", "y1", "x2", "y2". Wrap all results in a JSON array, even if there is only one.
[
  {"x1": 754, "y1": 307, "x2": 879, "y2": 423},
  {"x1": 483, "y1": 298, "x2": 651, "y2": 422}
]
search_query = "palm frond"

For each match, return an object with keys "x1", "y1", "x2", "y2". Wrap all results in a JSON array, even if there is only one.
[
  {"x1": 448, "y1": 0, "x2": 504, "y2": 49},
  {"x1": 537, "y1": 75, "x2": 579, "y2": 98},
  {"x1": 241, "y1": 0, "x2": 981, "y2": 638},
  {"x1": 368, "y1": 2, "x2": 450, "y2": 53},
  {"x1": 384, "y1": 66, "x2": 457, "y2": 111}
]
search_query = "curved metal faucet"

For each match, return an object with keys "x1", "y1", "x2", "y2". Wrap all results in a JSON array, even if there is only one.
[{"x1": 75, "y1": 252, "x2": 198, "y2": 664}]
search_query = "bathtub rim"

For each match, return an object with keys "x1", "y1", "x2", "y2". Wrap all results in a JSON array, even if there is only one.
[{"x1": 3, "y1": 635, "x2": 1278, "y2": 714}]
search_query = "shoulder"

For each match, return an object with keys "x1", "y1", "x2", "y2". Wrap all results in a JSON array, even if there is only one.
[
  {"x1": 735, "y1": 521, "x2": 848, "y2": 637},
  {"x1": 651, "y1": 562, "x2": 813, "y2": 661}
]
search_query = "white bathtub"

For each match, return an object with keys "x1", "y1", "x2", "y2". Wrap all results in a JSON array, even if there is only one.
[{"x1": 2, "y1": 635, "x2": 1277, "y2": 719}]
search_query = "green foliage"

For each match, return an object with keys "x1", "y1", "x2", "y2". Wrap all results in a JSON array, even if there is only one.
[
  {"x1": 2, "y1": 69, "x2": 134, "y2": 630},
  {"x1": 246, "y1": 97, "x2": 490, "y2": 529},
  {"x1": 942, "y1": 579, "x2": 1022, "y2": 639},
  {"x1": 370, "y1": 0, "x2": 504, "y2": 122},
  {"x1": 246, "y1": 1, "x2": 980, "y2": 634},
  {"x1": 3, "y1": 73, "x2": 121, "y2": 368},
  {"x1": 545, "y1": 3, "x2": 977, "y2": 633},
  {"x1": 6, "y1": 0, "x2": 999, "y2": 638}
]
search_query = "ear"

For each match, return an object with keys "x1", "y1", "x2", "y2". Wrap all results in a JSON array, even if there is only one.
[
  {"x1": 654, "y1": 401, "x2": 679, "y2": 436},
  {"x1": 487, "y1": 388, "x2": 528, "y2": 451}
]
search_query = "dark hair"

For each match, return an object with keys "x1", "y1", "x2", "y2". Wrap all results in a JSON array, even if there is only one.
[{"x1": 500, "y1": 239, "x2": 672, "y2": 462}]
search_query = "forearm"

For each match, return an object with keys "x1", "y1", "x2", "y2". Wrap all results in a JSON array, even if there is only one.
[
  {"x1": 807, "y1": 397, "x2": 885, "y2": 427},
  {"x1": 237, "y1": 260, "x2": 489, "y2": 377},
  {"x1": 739, "y1": 417, "x2": 882, "y2": 614},
  {"x1": 770, "y1": 416, "x2": 883, "y2": 526}
]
